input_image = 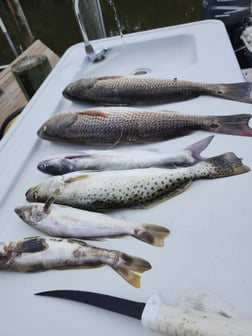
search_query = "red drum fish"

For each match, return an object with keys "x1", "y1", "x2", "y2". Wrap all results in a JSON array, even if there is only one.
[
  {"x1": 62, "y1": 75, "x2": 252, "y2": 105},
  {"x1": 37, "y1": 107, "x2": 252, "y2": 145}
]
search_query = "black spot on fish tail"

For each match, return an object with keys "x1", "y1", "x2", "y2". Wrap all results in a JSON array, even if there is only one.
[
  {"x1": 205, "y1": 114, "x2": 252, "y2": 137},
  {"x1": 207, "y1": 82, "x2": 252, "y2": 104}
]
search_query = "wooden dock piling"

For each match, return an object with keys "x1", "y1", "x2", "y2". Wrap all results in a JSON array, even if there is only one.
[
  {"x1": 0, "y1": 40, "x2": 59, "y2": 136},
  {"x1": 6, "y1": 0, "x2": 35, "y2": 48}
]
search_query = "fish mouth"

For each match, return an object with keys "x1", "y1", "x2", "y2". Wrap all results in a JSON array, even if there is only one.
[
  {"x1": 37, "y1": 124, "x2": 49, "y2": 140},
  {"x1": 62, "y1": 87, "x2": 73, "y2": 100},
  {"x1": 14, "y1": 206, "x2": 22, "y2": 217},
  {"x1": 25, "y1": 186, "x2": 38, "y2": 201}
]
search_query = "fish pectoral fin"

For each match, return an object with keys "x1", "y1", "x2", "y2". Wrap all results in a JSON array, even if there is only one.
[
  {"x1": 9, "y1": 237, "x2": 49, "y2": 253},
  {"x1": 64, "y1": 174, "x2": 89, "y2": 183}
]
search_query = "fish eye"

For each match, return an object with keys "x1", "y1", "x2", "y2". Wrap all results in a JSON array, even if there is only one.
[{"x1": 41, "y1": 125, "x2": 47, "y2": 132}]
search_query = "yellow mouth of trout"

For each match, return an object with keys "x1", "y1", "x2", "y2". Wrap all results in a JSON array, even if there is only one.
[{"x1": 25, "y1": 186, "x2": 38, "y2": 200}]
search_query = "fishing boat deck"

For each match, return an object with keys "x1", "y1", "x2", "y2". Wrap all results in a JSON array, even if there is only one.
[
  {"x1": 0, "y1": 39, "x2": 59, "y2": 131},
  {"x1": 1, "y1": 20, "x2": 252, "y2": 335}
]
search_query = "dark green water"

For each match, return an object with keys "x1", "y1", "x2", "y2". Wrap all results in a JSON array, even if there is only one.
[{"x1": 0, "y1": 0, "x2": 201, "y2": 65}]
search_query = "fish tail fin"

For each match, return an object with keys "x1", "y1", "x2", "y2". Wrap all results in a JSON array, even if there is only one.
[
  {"x1": 202, "y1": 114, "x2": 252, "y2": 137},
  {"x1": 196, "y1": 152, "x2": 250, "y2": 179},
  {"x1": 208, "y1": 82, "x2": 252, "y2": 104},
  {"x1": 112, "y1": 253, "x2": 151, "y2": 288},
  {"x1": 182, "y1": 135, "x2": 215, "y2": 164},
  {"x1": 134, "y1": 224, "x2": 170, "y2": 246}
]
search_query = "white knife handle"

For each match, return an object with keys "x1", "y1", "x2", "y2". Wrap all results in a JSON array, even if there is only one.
[{"x1": 141, "y1": 294, "x2": 252, "y2": 336}]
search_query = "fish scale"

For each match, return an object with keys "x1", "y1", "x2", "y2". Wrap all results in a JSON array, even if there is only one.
[
  {"x1": 62, "y1": 75, "x2": 252, "y2": 105},
  {"x1": 37, "y1": 107, "x2": 252, "y2": 145}
]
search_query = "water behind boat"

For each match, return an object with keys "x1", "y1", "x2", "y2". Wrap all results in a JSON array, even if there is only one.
[{"x1": 0, "y1": 0, "x2": 201, "y2": 65}]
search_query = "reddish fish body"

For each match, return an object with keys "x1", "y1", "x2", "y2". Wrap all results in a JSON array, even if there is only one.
[
  {"x1": 37, "y1": 107, "x2": 252, "y2": 145},
  {"x1": 62, "y1": 76, "x2": 252, "y2": 105}
]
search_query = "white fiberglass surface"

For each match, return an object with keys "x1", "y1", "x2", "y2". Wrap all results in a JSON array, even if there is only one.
[{"x1": 0, "y1": 20, "x2": 252, "y2": 336}]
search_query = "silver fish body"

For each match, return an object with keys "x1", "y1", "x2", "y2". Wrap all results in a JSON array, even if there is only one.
[
  {"x1": 62, "y1": 75, "x2": 252, "y2": 105},
  {"x1": 0, "y1": 237, "x2": 151, "y2": 287},
  {"x1": 15, "y1": 203, "x2": 169, "y2": 246},
  {"x1": 37, "y1": 136, "x2": 214, "y2": 175},
  {"x1": 37, "y1": 107, "x2": 252, "y2": 145},
  {"x1": 26, "y1": 153, "x2": 250, "y2": 210}
]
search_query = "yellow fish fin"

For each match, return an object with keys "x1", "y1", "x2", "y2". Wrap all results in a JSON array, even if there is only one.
[{"x1": 64, "y1": 174, "x2": 89, "y2": 183}]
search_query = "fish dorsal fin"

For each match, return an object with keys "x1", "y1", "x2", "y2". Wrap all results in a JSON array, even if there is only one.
[
  {"x1": 64, "y1": 153, "x2": 98, "y2": 160},
  {"x1": 97, "y1": 75, "x2": 123, "y2": 81},
  {"x1": 43, "y1": 195, "x2": 56, "y2": 214},
  {"x1": 78, "y1": 110, "x2": 107, "y2": 118},
  {"x1": 64, "y1": 174, "x2": 89, "y2": 183},
  {"x1": 160, "y1": 109, "x2": 180, "y2": 114},
  {"x1": 67, "y1": 238, "x2": 89, "y2": 247}
]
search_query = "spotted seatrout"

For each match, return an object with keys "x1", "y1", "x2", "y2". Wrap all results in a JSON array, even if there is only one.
[
  {"x1": 15, "y1": 201, "x2": 169, "y2": 246},
  {"x1": 26, "y1": 152, "x2": 250, "y2": 210},
  {"x1": 37, "y1": 107, "x2": 252, "y2": 145},
  {"x1": 37, "y1": 136, "x2": 214, "y2": 175},
  {"x1": 0, "y1": 237, "x2": 151, "y2": 287},
  {"x1": 62, "y1": 75, "x2": 252, "y2": 105}
]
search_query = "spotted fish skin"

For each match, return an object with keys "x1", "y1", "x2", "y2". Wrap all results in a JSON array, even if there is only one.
[
  {"x1": 26, "y1": 152, "x2": 250, "y2": 210},
  {"x1": 37, "y1": 107, "x2": 252, "y2": 145},
  {"x1": 62, "y1": 76, "x2": 252, "y2": 105},
  {"x1": 0, "y1": 237, "x2": 151, "y2": 287}
]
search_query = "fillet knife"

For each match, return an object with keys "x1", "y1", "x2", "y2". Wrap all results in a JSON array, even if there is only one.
[{"x1": 35, "y1": 290, "x2": 252, "y2": 335}]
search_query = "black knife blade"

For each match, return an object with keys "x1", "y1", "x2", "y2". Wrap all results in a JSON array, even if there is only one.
[
  {"x1": 35, "y1": 290, "x2": 252, "y2": 335},
  {"x1": 35, "y1": 290, "x2": 145, "y2": 320}
]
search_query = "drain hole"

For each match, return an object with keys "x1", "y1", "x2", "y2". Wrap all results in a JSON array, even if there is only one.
[{"x1": 131, "y1": 68, "x2": 151, "y2": 76}]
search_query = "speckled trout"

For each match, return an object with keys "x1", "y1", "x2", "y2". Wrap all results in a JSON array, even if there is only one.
[
  {"x1": 62, "y1": 75, "x2": 252, "y2": 105},
  {"x1": 0, "y1": 237, "x2": 151, "y2": 287},
  {"x1": 26, "y1": 152, "x2": 250, "y2": 210},
  {"x1": 15, "y1": 201, "x2": 169, "y2": 246},
  {"x1": 37, "y1": 107, "x2": 252, "y2": 145}
]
